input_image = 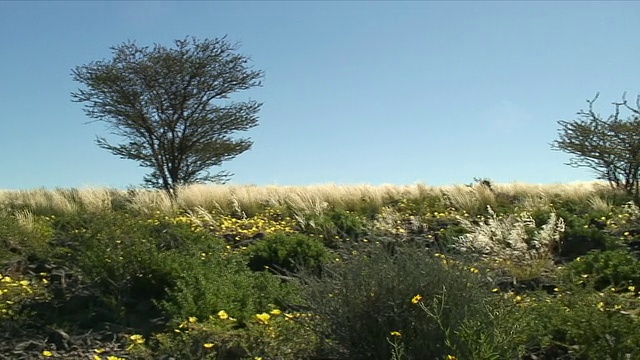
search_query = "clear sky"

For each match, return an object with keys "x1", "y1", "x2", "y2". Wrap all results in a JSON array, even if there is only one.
[{"x1": 2, "y1": 1, "x2": 640, "y2": 190}]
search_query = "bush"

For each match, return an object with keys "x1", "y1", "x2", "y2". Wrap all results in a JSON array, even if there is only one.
[
  {"x1": 44, "y1": 212, "x2": 200, "y2": 326},
  {"x1": 297, "y1": 243, "x2": 521, "y2": 360},
  {"x1": 128, "y1": 308, "x2": 320, "y2": 360},
  {"x1": 0, "y1": 273, "x2": 50, "y2": 323},
  {"x1": 563, "y1": 249, "x2": 640, "y2": 291},
  {"x1": 160, "y1": 247, "x2": 303, "y2": 326},
  {"x1": 0, "y1": 211, "x2": 54, "y2": 264},
  {"x1": 516, "y1": 285, "x2": 640, "y2": 359},
  {"x1": 328, "y1": 208, "x2": 368, "y2": 240},
  {"x1": 246, "y1": 232, "x2": 330, "y2": 275}
]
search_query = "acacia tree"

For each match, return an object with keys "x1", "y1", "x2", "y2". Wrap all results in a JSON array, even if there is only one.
[
  {"x1": 72, "y1": 36, "x2": 263, "y2": 198},
  {"x1": 552, "y1": 93, "x2": 640, "y2": 203}
]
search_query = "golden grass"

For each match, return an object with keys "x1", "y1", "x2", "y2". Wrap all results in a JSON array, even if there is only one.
[{"x1": 0, "y1": 181, "x2": 614, "y2": 216}]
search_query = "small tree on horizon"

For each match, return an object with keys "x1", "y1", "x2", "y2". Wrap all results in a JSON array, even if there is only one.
[
  {"x1": 72, "y1": 36, "x2": 263, "y2": 198},
  {"x1": 552, "y1": 92, "x2": 640, "y2": 204}
]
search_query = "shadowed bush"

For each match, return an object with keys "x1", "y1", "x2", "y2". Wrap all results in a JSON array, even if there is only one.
[{"x1": 296, "y1": 243, "x2": 522, "y2": 360}]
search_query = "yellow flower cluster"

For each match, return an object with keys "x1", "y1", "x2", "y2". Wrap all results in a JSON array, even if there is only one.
[
  {"x1": 0, "y1": 273, "x2": 49, "y2": 319},
  {"x1": 93, "y1": 348, "x2": 126, "y2": 360},
  {"x1": 188, "y1": 208, "x2": 296, "y2": 241},
  {"x1": 216, "y1": 214, "x2": 295, "y2": 238}
]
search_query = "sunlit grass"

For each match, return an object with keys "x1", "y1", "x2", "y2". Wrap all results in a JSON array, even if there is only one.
[{"x1": 0, "y1": 181, "x2": 613, "y2": 217}]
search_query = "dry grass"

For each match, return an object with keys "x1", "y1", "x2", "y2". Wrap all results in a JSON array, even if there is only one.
[{"x1": 0, "y1": 181, "x2": 613, "y2": 216}]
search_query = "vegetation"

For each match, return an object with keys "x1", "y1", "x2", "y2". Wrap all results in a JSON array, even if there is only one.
[
  {"x1": 553, "y1": 92, "x2": 640, "y2": 204},
  {"x1": 72, "y1": 37, "x2": 263, "y2": 198},
  {"x1": 2, "y1": 181, "x2": 640, "y2": 359}
]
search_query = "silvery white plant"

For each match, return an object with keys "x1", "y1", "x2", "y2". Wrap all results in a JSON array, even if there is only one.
[{"x1": 456, "y1": 205, "x2": 565, "y2": 262}]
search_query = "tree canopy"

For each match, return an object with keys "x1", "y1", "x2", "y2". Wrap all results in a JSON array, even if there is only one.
[
  {"x1": 72, "y1": 36, "x2": 263, "y2": 197},
  {"x1": 552, "y1": 93, "x2": 640, "y2": 202}
]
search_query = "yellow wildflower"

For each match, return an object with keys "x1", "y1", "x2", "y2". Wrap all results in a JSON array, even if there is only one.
[
  {"x1": 411, "y1": 294, "x2": 423, "y2": 304},
  {"x1": 217, "y1": 310, "x2": 229, "y2": 320},
  {"x1": 130, "y1": 334, "x2": 145, "y2": 344},
  {"x1": 255, "y1": 312, "x2": 271, "y2": 324},
  {"x1": 390, "y1": 330, "x2": 401, "y2": 337},
  {"x1": 42, "y1": 351, "x2": 53, "y2": 357},
  {"x1": 203, "y1": 343, "x2": 215, "y2": 349}
]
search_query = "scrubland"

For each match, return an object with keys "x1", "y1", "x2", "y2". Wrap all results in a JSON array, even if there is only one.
[{"x1": 1, "y1": 180, "x2": 640, "y2": 359}]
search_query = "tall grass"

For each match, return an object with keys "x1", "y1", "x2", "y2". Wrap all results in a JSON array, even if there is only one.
[{"x1": 0, "y1": 181, "x2": 613, "y2": 217}]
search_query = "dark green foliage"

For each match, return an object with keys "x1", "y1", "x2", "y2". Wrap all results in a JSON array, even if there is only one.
[
  {"x1": 554, "y1": 209, "x2": 622, "y2": 260},
  {"x1": 160, "y1": 252, "x2": 302, "y2": 326},
  {"x1": 517, "y1": 285, "x2": 640, "y2": 359},
  {"x1": 29, "y1": 211, "x2": 304, "y2": 334},
  {"x1": 0, "y1": 213, "x2": 53, "y2": 265},
  {"x1": 530, "y1": 208, "x2": 552, "y2": 227},
  {"x1": 297, "y1": 244, "x2": 519, "y2": 360},
  {"x1": 246, "y1": 232, "x2": 329, "y2": 275},
  {"x1": 559, "y1": 226, "x2": 617, "y2": 260},
  {"x1": 47, "y1": 212, "x2": 200, "y2": 326},
  {"x1": 72, "y1": 36, "x2": 264, "y2": 197},
  {"x1": 328, "y1": 209, "x2": 368, "y2": 240},
  {"x1": 564, "y1": 249, "x2": 640, "y2": 291}
]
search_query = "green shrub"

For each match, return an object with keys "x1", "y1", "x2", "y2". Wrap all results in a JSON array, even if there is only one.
[
  {"x1": 0, "y1": 273, "x2": 50, "y2": 323},
  {"x1": 563, "y1": 249, "x2": 640, "y2": 291},
  {"x1": 160, "y1": 248, "x2": 302, "y2": 326},
  {"x1": 129, "y1": 308, "x2": 319, "y2": 360},
  {"x1": 43, "y1": 211, "x2": 229, "y2": 327},
  {"x1": 297, "y1": 243, "x2": 522, "y2": 360},
  {"x1": 328, "y1": 208, "x2": 368, "y2": 240},
  {"x1": 554, "y1": 209, "x2": 623, "y2": 260},
  {"x1": 0, "y1": 211, "x2": 54, "y2": 264},
  {"x1": 516, "y1": 285, "x2": 640, "y2": 359},
  {"x1": 246, "y1": 232, "x2": 330, "y2": 274}
]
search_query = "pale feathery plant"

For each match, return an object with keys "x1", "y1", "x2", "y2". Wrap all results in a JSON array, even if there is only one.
[
  {"x1": 517, "y1": 193, "x2": 551, "y2": 212},
  {"x1": 587, "y1": 195, "x2": 613, "y2": 213},
  {"x1": 442, "y1": 184, "x2": 497, "y2": 214},
  {"x1": 128, "y1": 188, "x2": 176, "y2": 215},
  {"x1": 229, "y1": 197, "x2": 248, "y2": 220},
  {"x1": 185, "y1": 206, "x2": 219, "y2": 232},
  {"x1": 81, "y1": 187, "x2": 114, "y2": 213},
  {"x1": 0, "y1": 180, "x2": 609, "y2": 216},
  {"x1": 288, "y1": 195, "x2": 330, "y2": 235},
  {"x1": 456, "y1": 205, "x2": 565, "y2": 264},
  {"x1": 370, "y1": 206, "x2": 425, "y2": 238},
  {"x1": 443, "y1": 186, "x2": 480, "y2": 214},
  {"x1": 14, "y1": 209, "x2": 35, "y2": 232}
]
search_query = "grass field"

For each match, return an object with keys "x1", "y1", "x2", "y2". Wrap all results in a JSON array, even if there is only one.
[{"x1": 1, "y1": 180, "x2": 639, "y2": 359}]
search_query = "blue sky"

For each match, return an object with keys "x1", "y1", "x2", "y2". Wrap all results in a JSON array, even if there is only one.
[{"x1": 2, "y1": 1, "x2": 640, "y2": 190}]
